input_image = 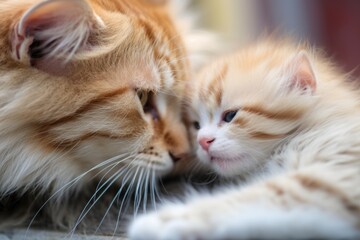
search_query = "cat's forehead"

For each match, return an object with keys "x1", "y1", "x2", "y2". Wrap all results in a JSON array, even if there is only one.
[
  {"x1": 66, "y1": 0, "x2": 188, "y2": 90},
  {"x1": 110, "y1": 58, "x2": 163, "y2": 90},
  {"x1": 69, "y1": 42, "x2": 185, "y2": 94}
]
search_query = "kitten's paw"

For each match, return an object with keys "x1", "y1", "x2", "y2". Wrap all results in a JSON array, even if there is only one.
[
  {"x1": 128, "y1": 205, "x2": 215, "y2": 240},
  {"x1": 128, "y1": 204, "x2": 360, "y2": 240}
]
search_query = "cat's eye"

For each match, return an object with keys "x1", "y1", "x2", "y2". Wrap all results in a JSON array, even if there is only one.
[
  {"x1": 136, "y1": 90, "x2": 149, "y2": 107},
  {"x1": 193, "y1": 121, "x2": 200, "y2": 130},
  {"x1": 222, "y1": 110, "x2": 238, "y2": 123},
  {"x1": 137, "y1": 90, "x2": 160, "y2": 121}
]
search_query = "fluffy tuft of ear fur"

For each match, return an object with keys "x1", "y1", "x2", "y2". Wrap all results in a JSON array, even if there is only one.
[
  {"x1": 11, "y1": 0, "x2": 103, "y2": 72},
  {"x1": 286, "y1": 51, "x2": 317, "y2": 94}
]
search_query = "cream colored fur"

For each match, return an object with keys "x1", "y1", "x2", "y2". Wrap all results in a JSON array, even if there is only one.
[{"x1": 129, "y1": 40, "x2": 360, "y2": 239}]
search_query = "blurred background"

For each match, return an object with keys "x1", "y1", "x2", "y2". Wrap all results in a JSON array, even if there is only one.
[{"x1": 193, "y1": 0, "x2": 360, "y2": 76}]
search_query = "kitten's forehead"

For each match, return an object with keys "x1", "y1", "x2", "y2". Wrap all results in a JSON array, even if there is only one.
[
  {"x1": 193, "y1": 42, "x2": 305, "y2": 114},
  {"x1": 219, "y1": 48, "x2": 297, "y2": 107},
  {"x1": 193, "y1": 57, "x2": 266, "y2": 111},
  {"x1": 193, "y1": 60, "x2": 228, "y2": 108},
  {"x1": 222, "y1": 63, "x2": 269, "y2": 105}
]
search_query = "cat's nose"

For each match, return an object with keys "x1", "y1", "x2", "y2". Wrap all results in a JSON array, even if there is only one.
[{"x1": 199, "y1": 137, "x2": 215, "y2": 151}]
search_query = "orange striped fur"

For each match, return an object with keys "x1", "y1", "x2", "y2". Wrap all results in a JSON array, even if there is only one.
[{"x1": 0, "y1": 0, "x2": 204, "y2": 229}]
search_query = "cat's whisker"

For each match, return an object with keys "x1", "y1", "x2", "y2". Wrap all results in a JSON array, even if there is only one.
[
  {"x1": 142, "y1": 167, "x2": 151, "y2": 212},
  {"x1": 93, "y1": 153, "x2": 137, "y2": 199},
  {"x1": 112, "y1": 164, "x2": 142, "y2": 237},
  {"x1": 68, "y1": 161, "x2": 133, "y2": 237},
  {"x1": 93, "y1": 157, "x2": 141, "y2": 234},
  {"x1": 158, "y1": 175, "x2": 168, "y2": 193},
  {"x1": 154, "y1": 175, "x2": 163, "y2": 204},
  {"x1": 25, "y1": 152, "x2": 132, "y2": 236},
  {"x1": 94, "y1": 166, "x2": 134, "y2": 234},
  {"x1": 150, "y1": 169, "x2": 157, "y2": 211},
  {"x1": 93, "y1": 162, "x2": 121, "y2": 199},
  {"x1": 68, "y1": 153, "x2": 139, "y2": 233},
  {"x1": 133, "y1": 168, "x2": 145, "y2": 216}
]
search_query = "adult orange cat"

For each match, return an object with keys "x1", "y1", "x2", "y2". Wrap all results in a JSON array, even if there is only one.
[
  {"x1": 130, "y1": 40, "x2": 360, "y2": 239},
  {"x1": 0, "y1": 0, "x2": 203, "y2": 228}
]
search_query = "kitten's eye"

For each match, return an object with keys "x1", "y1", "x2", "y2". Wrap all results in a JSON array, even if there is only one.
[
  {"x1": 136, "y1": 90, "x2": 149, "y2": 107},
  {"x1": 222, "y1": 110, "x2": 238, "y2": 123},
  {"x1": 193, "y1": 121, "x2": 200, "y2": 130}
]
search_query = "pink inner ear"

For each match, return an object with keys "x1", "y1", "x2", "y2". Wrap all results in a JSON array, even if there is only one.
[
  {"x1": 18, "y1": 0, "x2": 89, "y2": 37},
  {"x1": 11, "y1": 0, "x2": 96, "y2": 71},
  {"x1": 289, "y1": 51, "x2": 317, "y2": 93},
  {"x1": 293, "y1": 69, "x2": 316, "y2": 92}
]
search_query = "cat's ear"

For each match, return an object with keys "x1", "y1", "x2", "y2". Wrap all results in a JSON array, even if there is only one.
[
  {"x1": 285, "y1": 51, "x2": 317, "y2": 94},
  {"x1": 11, "y1": 0, "x2": 103, "y2": 73}
]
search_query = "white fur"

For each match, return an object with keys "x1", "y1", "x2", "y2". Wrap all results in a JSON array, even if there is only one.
[{"x1": 129, "y1": 201, "x2": 359, "y2": 240}]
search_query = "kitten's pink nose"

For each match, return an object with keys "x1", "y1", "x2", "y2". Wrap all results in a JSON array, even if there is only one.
[{"x1": 199, "y1": 137, "x2": 215, "y2": 151}]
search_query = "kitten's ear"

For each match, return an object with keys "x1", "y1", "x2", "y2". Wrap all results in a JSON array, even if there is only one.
[
  {"x1": 286, "y1": 51, "x2": 317, "y2": 94},
  {"x1": 11, "y1": 0, "x2": 103, "y2": 73}
]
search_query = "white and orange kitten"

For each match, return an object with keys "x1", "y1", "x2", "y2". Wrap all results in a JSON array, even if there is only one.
[{"x1": 129, "y1": 40, "x2": 360, "y2": 239}]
